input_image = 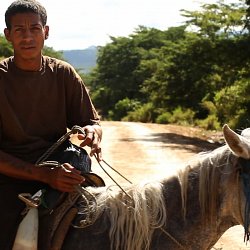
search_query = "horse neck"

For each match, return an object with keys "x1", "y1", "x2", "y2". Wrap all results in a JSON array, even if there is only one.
[{"x1": 157, "y1": 152, "x2": 241, "y2": 250}]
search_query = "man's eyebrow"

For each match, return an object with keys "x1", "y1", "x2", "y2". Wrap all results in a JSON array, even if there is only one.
[
  {"x1": 12, "y1": 24, "x2": 24, "y2": 27},
  {"x1": 13, "y1": 23, "x2": 42, "y2": 27},
  {"x1": 31, "y1": 24, "x2": 43, "y2": 27}
]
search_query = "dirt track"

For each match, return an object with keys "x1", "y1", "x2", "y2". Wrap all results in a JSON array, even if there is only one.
[{"x1": 89, "y1": 121, "x2": 250, "y2": 250}]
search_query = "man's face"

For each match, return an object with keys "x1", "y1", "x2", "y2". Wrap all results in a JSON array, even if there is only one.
[{"x1": 4, "y1": 12, "x2": 49, "y2": 61}]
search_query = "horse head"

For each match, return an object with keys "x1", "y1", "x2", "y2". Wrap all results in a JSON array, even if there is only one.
[{"x1": 223, "y1": 124, "x2": 250, "y2": 241}]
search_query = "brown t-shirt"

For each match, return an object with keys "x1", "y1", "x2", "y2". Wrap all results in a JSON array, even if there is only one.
[{"x1": 0, "y1": 56, "x2": 100, "y2": 163}]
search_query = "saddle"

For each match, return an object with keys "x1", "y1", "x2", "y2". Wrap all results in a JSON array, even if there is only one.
[{"x1": 39, "y1": 172, "x2": 105, "y2": 250}]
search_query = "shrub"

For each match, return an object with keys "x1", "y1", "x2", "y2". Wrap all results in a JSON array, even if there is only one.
[
  {"x1": 168, "y1": 107, "x2": 195, "y2": 125},
  {"x1": 155, "y1": 112, "x2": 172, "y2": 124},
  {"x1": 195, "y1": 114, "x2": 221, "y2": 130},
  {"x1": 123, "y1": 103, "x2": 155, "y2": 122},
  {"x1": 109, "y1": 98, "x2": 141, "y2": 120}
]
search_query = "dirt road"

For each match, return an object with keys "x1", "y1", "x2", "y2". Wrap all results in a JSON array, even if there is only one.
[{"x1": 89, "y1": 121, "x2": 249, "y2": 250}]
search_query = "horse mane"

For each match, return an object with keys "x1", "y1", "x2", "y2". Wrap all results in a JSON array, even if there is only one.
[
  {"x1": 178, "y1": 145, "x2": 239, "y2": 222},
  {"x1": 87, "y1": 181, "x2": 166, "y2": 250}
]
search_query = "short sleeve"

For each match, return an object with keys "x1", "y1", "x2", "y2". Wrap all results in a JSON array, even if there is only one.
[{"x1": 62, "y1": 65, "x2": 100, "y2": 128}]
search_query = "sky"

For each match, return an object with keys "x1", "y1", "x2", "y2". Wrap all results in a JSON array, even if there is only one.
[{"x1": 0, "y1": 0, "x2": 236, "y2": 50}]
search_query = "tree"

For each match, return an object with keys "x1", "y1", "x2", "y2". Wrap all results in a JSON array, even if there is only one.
[
  {"x1": 0, "y1": 34, "x2": 13, "y2": 57},
  {"x1": 181, "y1": 0, "x2": 247, "y2": 39},
  {"x1": 246, "y1": 0, "x2": 250, "y2": 30},
  {"x1": 90, "y1": 26, "x2": 187, "y2": 119},
  {"x1": 90, "y1": 36, "x2": 142, "y2": 118}
]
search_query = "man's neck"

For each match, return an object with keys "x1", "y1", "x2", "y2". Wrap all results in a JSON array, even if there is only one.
[{"x1": 14, "y1": 54, "x2": 43, "y2": 71}]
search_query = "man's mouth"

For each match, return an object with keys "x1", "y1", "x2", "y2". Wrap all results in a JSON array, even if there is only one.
[{"x1": 21, "y1": 46, "x2": 36, "y2": 50}]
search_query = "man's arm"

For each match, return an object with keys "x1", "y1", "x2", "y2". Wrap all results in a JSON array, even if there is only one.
[{"x1": 0, "y1": 150, "x2": 84, "y2": 192}]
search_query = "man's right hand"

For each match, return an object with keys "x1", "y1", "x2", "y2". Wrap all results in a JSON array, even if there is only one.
[
  {"x1": 0, "y1": 150, "x2": 84, "y2": 192},
  {"x1": 44, "y1": 163, "x2": 85, "y2": 192}
]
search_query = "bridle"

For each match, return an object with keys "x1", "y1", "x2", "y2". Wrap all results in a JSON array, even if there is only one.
[{"x1": 238, "y1": 157, "x2": 250, "y2": 242}]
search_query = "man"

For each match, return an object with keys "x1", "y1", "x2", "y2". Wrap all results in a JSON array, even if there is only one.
[{"x1": 0, "y1": 0, "x2": 102, "y2": 249}]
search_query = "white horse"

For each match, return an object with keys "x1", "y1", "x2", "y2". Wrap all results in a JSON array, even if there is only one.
[{"x1": 57, "y1": 124, "x2": 249, "y2": 249}]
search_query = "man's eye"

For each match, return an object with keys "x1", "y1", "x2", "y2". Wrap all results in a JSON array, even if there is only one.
[
  {"x1": 15, "y1": 28, "x2": 23, "y2": 32},
  {"x1": 32, "y1": 27, "x2": 41, "y2": 31}
]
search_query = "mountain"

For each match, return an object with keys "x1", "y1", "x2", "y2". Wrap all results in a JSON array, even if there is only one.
[{"x1": 62, "y1": 46, "x2": 97, "y2": 73}]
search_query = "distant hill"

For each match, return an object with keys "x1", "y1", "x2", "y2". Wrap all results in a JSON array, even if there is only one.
[{"x1": 62, "y1": 46, "x2": 97, "y2": 73}]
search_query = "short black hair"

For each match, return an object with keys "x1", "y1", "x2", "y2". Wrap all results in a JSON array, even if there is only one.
[{"x1": 5, "y1": 0, "x2": 47, "y2": 30}]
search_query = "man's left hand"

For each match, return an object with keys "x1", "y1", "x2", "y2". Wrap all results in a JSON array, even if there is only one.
[{"x1": 77, "y1": 125, "x2": 102, "y2": 161}]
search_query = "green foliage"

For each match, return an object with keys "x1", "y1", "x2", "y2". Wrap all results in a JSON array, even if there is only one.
[
  {"x1": 156, "y1": 112, "x2": 172, "y2": 124},
  {"x1": 246, "y1": 0, "x2": 250, "y2": 30},
  {"x1": 194, "y1": 101, "x2": 221, "y2": 130},
  {"x1": 0, "y1": 34, "x2": 13, "y2": 57},
  {"x1": 155, "y1": 107, "x2": 195, "y2": 125},
  {"x1": 181, "y1": 0, "x2": 247, "y2": 39},
  {"x1": 168, "y1": 107, "x2": 195, "y2": 126},
  {"x1": 214, "y1": 77, "x2": 250, "y2": 128},
  {"x1": 110, "y1": 98, "x2": 141, "y2": 121},
  {"x1": 195, "y1": 115, "x2": 221, "y2": 130},
  {"x1": 91, "y1": 36, "x2": 142, "y2": 117},
  {"x1": 200, "y1": 101, "x2": 217, "y2": 115},
  {"x1": 89, "y1": 25, "x2": 188, "y2": 119},
  {"x1": 123, "y1": 103, "x2": 155, "y2": 123}
]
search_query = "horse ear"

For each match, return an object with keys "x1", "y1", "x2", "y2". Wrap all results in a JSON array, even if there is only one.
[{"x1": 223, "y1": 124, "x2": 250, "y2": 159}]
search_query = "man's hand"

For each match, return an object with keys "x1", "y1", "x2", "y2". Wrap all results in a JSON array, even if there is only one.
[
  {"x1": 0, "y1": 150, "x2": 84, "y2": 193},
  {"x1": 45, "y1": 163, "x2": 85, "y2": 192},
  {"x1": 77, "y1": 124, "x2": 102, "y2": 161}
]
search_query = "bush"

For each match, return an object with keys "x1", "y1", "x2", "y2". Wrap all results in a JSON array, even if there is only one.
[
  {"x1": 110, "y1": 98, "x2": 141, "y2": 120},
  {"x1": 123, "y1": 103, "x2": 155, "y2": 122},
  {"x1": 155, "y1": 112, "x2": 172, "y2": 124},
  {"x1": 168, "y1": 107, "x2": 195, "y2": 126},
  {"x1": 0, "y1": 35, "x2": 13, "y2": 58},
  {"x1": 195, "y1": 114, "x2": 221, "y2": 130},
  {"x1": 226, "y1": 108, "x2": 250, "y2": 129}
]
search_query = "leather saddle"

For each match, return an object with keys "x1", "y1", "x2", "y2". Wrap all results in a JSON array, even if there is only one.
[{"x1": 38, "y1": 172, "x2": 105, "y2": 250}]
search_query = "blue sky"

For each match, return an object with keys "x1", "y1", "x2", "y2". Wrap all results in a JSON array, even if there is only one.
[{"x1": 0, "y1": 0, "x2": 236, "y2": 50}]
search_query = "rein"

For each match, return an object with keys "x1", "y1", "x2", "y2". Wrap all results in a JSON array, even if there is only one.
[{"x1": 93, "y1": 155, "x2": 133, "y2": 201}]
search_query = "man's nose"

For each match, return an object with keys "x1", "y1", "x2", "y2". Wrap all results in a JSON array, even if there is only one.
[{"x1": 22, "y1": 29, "x2": 33, "y2": 41}]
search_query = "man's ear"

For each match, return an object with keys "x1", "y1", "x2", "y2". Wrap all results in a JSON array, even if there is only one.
[
  {"x1": 44, "y1": 25, "x2": 49, "y2": 40},
  {"x1": 4, "y1": 28, "x2": 11, "y2": 42}
]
